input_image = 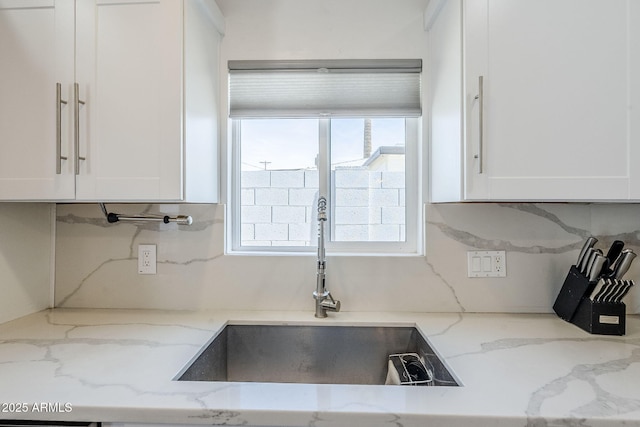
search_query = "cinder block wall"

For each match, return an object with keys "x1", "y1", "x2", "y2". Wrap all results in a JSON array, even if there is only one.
[{"x1": 241, "y1": 169, "x2": 405, "y2": 246}]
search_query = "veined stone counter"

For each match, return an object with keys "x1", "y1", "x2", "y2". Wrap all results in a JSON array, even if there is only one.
[{"x1": 0, "y1": 309, "x2": 639, "y2": 426}]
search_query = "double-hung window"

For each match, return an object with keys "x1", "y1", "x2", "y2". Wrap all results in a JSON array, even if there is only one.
[{"x1": 228, "y1": 60, "x2": 422, "y2": 254}]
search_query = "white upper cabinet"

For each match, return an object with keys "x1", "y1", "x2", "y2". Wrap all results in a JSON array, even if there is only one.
[
  {"x1": 428, "y1": 0, "x2": 637, "y2": 202},
  {"x1": 75, "y1": 0, "x2": 184, "y2": 201},
  {"x1": 0, "y1": 0, "x2": 223, "y2": 202},
  {"x1": 0, "y1": 0, "x2": 75, "y2": 200},
  {"x1": 631, "y1": 1, "x2": 640, "y2": 200}
]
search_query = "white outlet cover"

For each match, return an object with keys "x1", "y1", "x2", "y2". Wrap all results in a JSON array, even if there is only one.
[
  {"x1": 467, "y1": 251, "x2": 506, "y2": 278},
  {"x1": 138, "y1": 244, "x2": 157, "y2": 275}
]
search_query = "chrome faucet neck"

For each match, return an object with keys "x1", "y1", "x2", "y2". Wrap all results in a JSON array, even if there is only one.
[{"x1": 314, "y1": 196, "x2": 340, "y2": 318}]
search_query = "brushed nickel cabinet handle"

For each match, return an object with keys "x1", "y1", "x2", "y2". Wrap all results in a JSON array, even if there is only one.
[
  {"x1": 473, "y1": 75, "x2": 484, "y2": 174},
  {"x1": 74, "y1": 83, "x2": 86, "y2": 175},
  {"x1": 56, "y1": 83, "x2": 68, "y2": 174}
]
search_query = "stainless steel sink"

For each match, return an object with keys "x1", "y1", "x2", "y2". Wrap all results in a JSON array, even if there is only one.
[{"x1": 176, "y1": 324, "x2": 459, "y2": 386}]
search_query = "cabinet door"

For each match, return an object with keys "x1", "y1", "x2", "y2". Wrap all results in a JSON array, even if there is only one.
[
  {"x1": 630, "y1": 1, "x2": 640, "y2": 199},
  {"x1": 75, "y1": 0, "x2": 183, "y2": 201},
  {"x1": 0, "y1": 0, "x2": 75, "y2": 200},
  {"x1": 464, "y1": 0, "x2": 630, "y2": 201}
]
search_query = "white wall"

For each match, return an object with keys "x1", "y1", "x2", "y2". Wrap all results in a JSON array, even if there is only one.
[
  {"x1": 218, "y1": 0, "x2": 428, "y2": 60},
  {"x1": 217, "y1": 0, "x2": 430, "y2": 202},
  {"x1": 0, "y1": 204, "x2": 53, "y2": 323}
]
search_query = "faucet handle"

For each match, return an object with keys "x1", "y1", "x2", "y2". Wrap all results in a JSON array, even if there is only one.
[{"x1": 320, "y1": 292, "x2": 341, "y2": 312}]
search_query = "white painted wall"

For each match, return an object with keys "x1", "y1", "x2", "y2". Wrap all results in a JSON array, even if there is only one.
[
  {"x1": 0, "y1": 204, "x2": 53, "y2": 323},
  {"x1": 217, "y1": 0, "x2": 428, "y2": 60},
  {"x1": 217, "y1": 0, "x2": 429, "y2": 202}
]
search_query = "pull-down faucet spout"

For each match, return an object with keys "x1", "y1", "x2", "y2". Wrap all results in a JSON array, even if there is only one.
[{"x1": 313, "y1": 196, "x2": 341, "y2": 318}]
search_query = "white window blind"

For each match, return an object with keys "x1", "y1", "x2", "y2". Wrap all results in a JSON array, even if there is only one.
[{"x1": 228, "y1": 59, "x2": 422, "y2": 118}]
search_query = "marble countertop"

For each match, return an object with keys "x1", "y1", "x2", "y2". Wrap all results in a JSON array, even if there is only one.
[{"x1": 0, "y1": 309, "x2": 639, "y2": 426}]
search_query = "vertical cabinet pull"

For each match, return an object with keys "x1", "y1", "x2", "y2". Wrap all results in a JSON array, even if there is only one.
[
  {"x1": 74, "y1": 83, "x2": 86, "y2": 175},
  {"x1": 56, "y1": 83, "x2": 68, "y2": 174},
  {"x1": 473, "y1": 75, "x2": 484, "y2": 174}
]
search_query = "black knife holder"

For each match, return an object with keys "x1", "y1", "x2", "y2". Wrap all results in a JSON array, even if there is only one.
[
  {"x1": 553, "y1": 265, "x2": 626, "y2": 335},
  {"x1": 571, "y1": 298, "x2": 626, "y2": 336}
]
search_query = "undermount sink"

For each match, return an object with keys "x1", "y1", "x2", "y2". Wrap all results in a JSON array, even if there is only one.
[{"x1": 176, "y1": 324, "x2": 459, "y2": 386}]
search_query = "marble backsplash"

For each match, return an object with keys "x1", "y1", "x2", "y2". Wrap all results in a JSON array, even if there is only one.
[
  {"x1": 54, "y1": 203, "x2": 640, "y2": 314},
  {"x1": 0, "y1": 203, "x2": 52, "y2": 324}
]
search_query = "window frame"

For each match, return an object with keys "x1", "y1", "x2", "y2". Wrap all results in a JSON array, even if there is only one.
[{"x1": 228, "y1": 117, "x2": 422, "y2": 255}]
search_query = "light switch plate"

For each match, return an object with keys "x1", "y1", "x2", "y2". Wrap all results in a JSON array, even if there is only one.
[
  {"x1": 138, "y1": 244, "x2": 157, "y2": 274},
  {"x1": 467, "y1": 250, "x2": 506, "y2": 278}
]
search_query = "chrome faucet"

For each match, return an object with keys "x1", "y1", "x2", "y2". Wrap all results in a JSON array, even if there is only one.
[{"x1": 313, "y1": 196, "x2": 341, "y2": 318}]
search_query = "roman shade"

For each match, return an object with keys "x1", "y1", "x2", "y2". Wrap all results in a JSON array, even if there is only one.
[{"x1": 228, "y1": 59, "x2": 422, "y2": 118}]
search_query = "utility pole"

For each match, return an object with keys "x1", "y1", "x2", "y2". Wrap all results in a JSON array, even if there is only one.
[
  {"x1": 363, "y1": 118, "x2": 372, "y2": 158},
  {"x1": 259, "y1": 161, "x2": 271, "y2": 170}
]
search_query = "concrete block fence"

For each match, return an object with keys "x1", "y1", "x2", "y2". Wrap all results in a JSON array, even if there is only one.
[{"x1": 241, "y1": 169, "x2": 405, "y2": 246}]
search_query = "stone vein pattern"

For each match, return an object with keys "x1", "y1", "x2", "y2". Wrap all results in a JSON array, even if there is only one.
[
  {"x1": 0, "y1": 309, "x2": 639, "y2": 427},
  {"x1": 0, "y1": 203, "x2": 52, "y2": 324},
  {"x1": 55, "y1": 203, "x2": 640, "y2": 313}
]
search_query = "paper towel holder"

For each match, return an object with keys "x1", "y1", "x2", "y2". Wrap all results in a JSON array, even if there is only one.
[{"x1": 98, "y1": 203, "x2": 193, "y2": 226}]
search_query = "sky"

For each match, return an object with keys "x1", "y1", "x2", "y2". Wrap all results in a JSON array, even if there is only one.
[{"x1": 240, "y1": 118, "x2": 405, "y2": 171}]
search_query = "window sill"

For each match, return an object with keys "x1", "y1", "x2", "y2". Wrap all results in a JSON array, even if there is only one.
[{"x1": 226, "y1": 249, "x2": 424, "y2": 257}]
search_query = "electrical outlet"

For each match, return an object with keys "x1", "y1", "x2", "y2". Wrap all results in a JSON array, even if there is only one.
[
  {"x1": 138, "y1": 244, "x2": 157, "y2": 274},
  {"x1": 467, "y1": 251, "x2": 506, "y2": 278}
]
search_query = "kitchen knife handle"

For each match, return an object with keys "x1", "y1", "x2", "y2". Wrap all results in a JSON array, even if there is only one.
[
  {"x1": 576, "y1": 237, "x2": 598, "y2": 268},
  {"x1": 473, "y1": 75, "x2": 484, "y2": 174},
  {"x1": 589, "y1": 278, "x2": 606, "y2": 301},
  {"x1": 584, "y1": 249, "x2": 602, "y2": 279},
  {"x1": 613, "y1": 249, "x2": 636, "y2": 279},
  {"x1": 588, "y1": 254, "x2": 606, "y2": 283},
  {"x1": 598, "y1": 279, "x2": 616, "y2": 303},
  {"x1": 609, "y1": 280, "x2": 628, "y2": 303},
  {"x1": 605, "y1": 240, "x2": 624, "y2": 266},
  {"x1": 616, "y1": 281, "x2": 634, "y2": 303},
  {"x1": 580, "y1": 247, "x2": 595, "y2": 274}
]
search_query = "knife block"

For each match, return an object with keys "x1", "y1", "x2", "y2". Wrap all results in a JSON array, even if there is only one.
[
  {"x1": 571, "y1": 298, "x2": 625, "y2": 336},
  {"x1": 553, "y1": 265, "x2": 626, "y2": 335}
]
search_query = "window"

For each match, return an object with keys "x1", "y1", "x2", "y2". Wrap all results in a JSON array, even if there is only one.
[{"x1": 228, "y1": 60, "x2": 422, "y2": 254}]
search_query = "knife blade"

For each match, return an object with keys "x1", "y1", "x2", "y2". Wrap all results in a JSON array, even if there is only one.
[
  {"x1": 611, "y1": 249, "x2": 636, "y2": 279},
  {"x1": 576, "y1": 237, "x2": 598, "y2": 268}
]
